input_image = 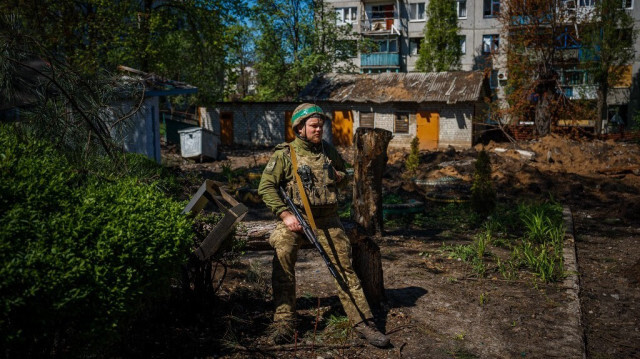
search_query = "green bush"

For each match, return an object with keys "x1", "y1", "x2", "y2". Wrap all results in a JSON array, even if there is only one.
[
  {"x1": 405, "y1": 137, "x2": 420, "y2": 176},
  {"x1": 0, "y1": 126, "x2": 193, "y2": 356},
  {"x1": 471, "y1": 150, "x2": 496, "y2": 218}
]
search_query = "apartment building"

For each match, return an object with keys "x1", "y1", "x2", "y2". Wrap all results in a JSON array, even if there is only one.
[
  {"x1": 327, "y1": 0, "x2": 501, "y2": 73},
  {"x1": 327, "y1": 0, "x2": 640, "y2": 124}
]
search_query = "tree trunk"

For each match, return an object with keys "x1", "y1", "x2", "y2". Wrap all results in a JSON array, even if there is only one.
[
  {"x1": 350, "y1": 128, "x2": 393, "y2": 309},
  {"x1": 535, "y1": 91, "x2": 551, "y2": 136},
  {"x1": 595, "y1": 85, "x2": 608, "y2": 135},
  {"x1": 352, "y1": 128, "x2": 393, "y2": 235}
]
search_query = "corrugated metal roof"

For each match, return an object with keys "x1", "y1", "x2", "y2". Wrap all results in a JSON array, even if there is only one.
[{"x1": 299, "y1": 71, "x2": 486, "y2": 104}]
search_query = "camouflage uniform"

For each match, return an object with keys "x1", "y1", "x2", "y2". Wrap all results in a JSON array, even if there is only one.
[{"x1": 258, "y1": 137, "x2": 374, "y2": 324}]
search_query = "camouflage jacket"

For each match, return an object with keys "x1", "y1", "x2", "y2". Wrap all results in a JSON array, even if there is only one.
[{"x1": 258, "y1": 137, "x2": 347, "y2": 217}]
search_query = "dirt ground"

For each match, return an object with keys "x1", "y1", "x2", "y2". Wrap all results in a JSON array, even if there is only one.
[{"x1": 145, "y1": 136, "x2": 640, "y2": 358}]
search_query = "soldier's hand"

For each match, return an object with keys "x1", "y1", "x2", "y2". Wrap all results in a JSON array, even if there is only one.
[{"x1": 280, "y1": 211, "x2": 303, "y2": 232}]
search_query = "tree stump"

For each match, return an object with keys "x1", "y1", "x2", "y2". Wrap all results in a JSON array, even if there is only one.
[{"x1": 350, "y1": 128, "x2": 393, "y2": 309}]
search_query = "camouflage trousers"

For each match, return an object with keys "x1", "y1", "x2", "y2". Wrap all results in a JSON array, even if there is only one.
[{"x1": 268, "y1": 215, "x2": 373, "y2": 324}]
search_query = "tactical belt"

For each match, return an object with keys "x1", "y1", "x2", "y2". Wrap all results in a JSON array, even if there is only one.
[{"x1": 288, "y1": 144, "x2": 317, "y2": 231}]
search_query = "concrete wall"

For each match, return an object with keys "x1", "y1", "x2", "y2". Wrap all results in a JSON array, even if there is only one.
[
  {"x1": 301, "y1": 101, "x2": 475, "y2": 148},
  {"x1": 212, "y1": 102, "x2": 298, "y2": 147},
  {"x1": 212, "y1": 100, "x2": 478, "y2": 149},
  {"x1": 111, "y1": 96, "x2": 161, "y2": 162}
]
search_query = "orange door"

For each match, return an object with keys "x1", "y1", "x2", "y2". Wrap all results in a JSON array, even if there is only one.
[
  {"x1": 332, "y1": 110, "x2": 353, "y2": 146},
  {"x1": 416, "y1": 112, "x2": 439, "y2": 150},
  {"x1": 220, "y1": 112, "x2": 233, "y2": 145},
  {"x1": 384, "y1": 5, "x2": 394, "y2": 30},
  {"x1": 285, "y1": 111, "x2": 295, "y2": 142}
]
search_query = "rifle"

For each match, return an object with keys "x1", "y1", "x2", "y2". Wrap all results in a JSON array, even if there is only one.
[{"x1": 279, "y1": 186, "x2": 341, "y2": 280}]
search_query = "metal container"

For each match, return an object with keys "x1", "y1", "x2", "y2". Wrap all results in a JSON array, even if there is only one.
[{"x1": 178, "y1": 127, "x2": 220, "y2": 160}]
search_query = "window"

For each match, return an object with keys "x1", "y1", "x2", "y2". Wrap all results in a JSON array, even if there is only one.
[
  {"x1": 395, "y1": 113, "x2": 409, "y2": 133},
  {"x1": 410, "y1": 38, "x2": 422, "y2": 55},
  {"x1": 360, "y1": 113, "x2": 374, "y2": 128},
  {"x1": 336, "y1": 7, "x2": 357, "y2": 25},
  {"x1": 457, "y1": 0, "x2": 467, "y2": 18},
  {"x1": 374, "y1": 38, "x2": 398, "y2": 53},
  {"x1": 388, "y1": 38, "x2": 398, "y2": 52},
  {"x1": 372, "y1": 5, "x2": 393, "y2": 19},
  {"x1": 490, "y1": 70, "x2": 499, "y2": 89},
  {"x1": 409, "y1": 3, "x2": 426, "y2": 21},
  {"x1": 623, "y1": 0, "x2": 633, "y2": 8},
  {"x1": 460, "y1": 36, "x2": 466, "y2": 54},
  {"x1": 483, "y1": 0, "x2": 500, "y2": 16},
  {"x1": 579, "y1": 0, "x2": 595, "y2": 7},
  {"x1": 482, "y1": 34, "x2": 499, "y2": 54}
]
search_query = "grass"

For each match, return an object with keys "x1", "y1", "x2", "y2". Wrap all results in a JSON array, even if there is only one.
[
  {"x1": 438, "y1": 199, "x2": 566, "y2": 283},
  {"x1": 323, "y1": 315, "x2": 352, "y2": 343}
]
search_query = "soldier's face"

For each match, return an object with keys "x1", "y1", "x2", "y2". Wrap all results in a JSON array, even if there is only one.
[{"x1": 300, "y1": 116, "x2": 324, "y2": 144}]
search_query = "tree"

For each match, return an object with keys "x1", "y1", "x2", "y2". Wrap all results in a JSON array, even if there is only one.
[
  {"x1": 224, "y1": 24, "x2": 257, "y2": 100},
  {"x1": 580, "y1": 0, "x2": 637, "y2": 134},
  {"x1": 415, "y1": 0, "x2": 461, "y2": 72},
  {"x1": 0, "y1": 0, "x2": 234, "y2": 104},
  {"x1": 251, "y1": 0, "x2": 358, "y2": 101},
  {"x1": 497, "y1": 0, "x2": 586, "y2": 136}
]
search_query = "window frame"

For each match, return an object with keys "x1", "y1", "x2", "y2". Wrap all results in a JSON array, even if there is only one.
[
  {"x1": 373, "y1": 38, "x2": 399, "y2": 53},
  {"x1": 578, "y1": 0, "x2": 595, "y2": 7},
  {"x1": 623, "y1": 0, "x2": 633, "y2": 9},
  {"x1": 409, "y1": 2, "x2": 426, "y2": 21},
  {"x1": 409, "y1": 37, "x2": 422, "y2": 56},
  {"x1": 482, "y1": 34, "x2": 500, "y2": 54},
  {"x1": 336, "y1": 7, "x2": 358, "y2": 25},
  {"x1": 394, "y1": 112, "x2": 410, "y2": 134},
  {"x1": 360, "y1": 112, "x2": 375, "y2": 128},
  {"x1": 483, "y1": 0, "x2": 500, "y2": 17},
  {"x1": 457, "y1": 0, "x2": 467, "y2": 18}
]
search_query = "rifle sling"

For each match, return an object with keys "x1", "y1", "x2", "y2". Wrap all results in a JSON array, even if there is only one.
[{"x1": 288, "y1": 143, "x2": 318, "y2": 231}]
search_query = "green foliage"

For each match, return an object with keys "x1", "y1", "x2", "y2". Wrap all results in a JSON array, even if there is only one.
[
  {"x1": 324, "y1": 315, "x2": 352, "y2": 342},
  {"x1": 439, "y1": 199, "x2": 564, "y2": 282},
  {"x1": 471, "y1": 150, "x2": 496, "y2": 218},
  {"x1": 382, "y1": 193, "x2": 404, "y2": 205},
  {"x1": 405, "y1": 137, "x2": 420, "y2": 175},
  {"x1": 415, "y1": 0, "x2": 462, "y2": 72},
  {"x1": 1, "y1": 0, "x2": 232, "y2": 104},
  {"x1": 0, "y1": 126, "x2": 193, "y2": 356},
  {"x1": 251, "y1": 0, "x2": 358, "y2": 100},
  {"x1": 580, "y1": 0, "x2": 637, "y2": 130}
]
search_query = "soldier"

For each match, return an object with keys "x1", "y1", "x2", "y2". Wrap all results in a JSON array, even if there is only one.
[{"x1": 258, "y1": 103, "x2": 390, "y2": 348}]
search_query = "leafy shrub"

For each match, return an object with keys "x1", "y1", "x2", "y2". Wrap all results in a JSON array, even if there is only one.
[
  {"x1": 471, "y1": 150, "x2": 496, "y2": 218},
  {"x1": 0, "y1": 126, "x2": 193, "y2": 356}
]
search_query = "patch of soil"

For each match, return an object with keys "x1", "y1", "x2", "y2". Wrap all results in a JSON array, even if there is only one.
[{"x1": 140, "y1": 135, "x2": 640, "y2": 358}]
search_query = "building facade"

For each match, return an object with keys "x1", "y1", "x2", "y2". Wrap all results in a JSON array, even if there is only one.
[{"x1": 326, "y1": 0, "x2": 640, "y2": 125}]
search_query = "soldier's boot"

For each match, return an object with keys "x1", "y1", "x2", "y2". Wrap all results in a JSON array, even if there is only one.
[
  {"x1": 268, "y1": 319, "x2": 297, "y2": 345},
  {"x1": 354, "y1": 321, "x2": 390, "y2": 348}
]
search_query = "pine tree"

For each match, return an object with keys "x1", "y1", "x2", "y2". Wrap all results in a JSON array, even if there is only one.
[
  {"x1": 415, "y1": 0, "x2": 461, "y2": 72},
  {"x1": 405, "y1": 137, "x2": 420, "y2": 176}
]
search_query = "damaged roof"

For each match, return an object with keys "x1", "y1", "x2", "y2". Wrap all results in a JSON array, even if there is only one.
[
  {"x1": 118, "y1": 65, "x2": 197, "y2": 96},
  {"x1": 299, "y1": 71, "x2": 486, "y2": 104}
]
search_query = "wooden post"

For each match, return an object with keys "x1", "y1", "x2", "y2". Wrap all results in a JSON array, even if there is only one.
[{"x1": 350, "y1": 128, "x2": 393, "y2": 308}]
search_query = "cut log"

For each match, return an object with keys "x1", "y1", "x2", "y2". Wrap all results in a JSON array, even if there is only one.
[
  {"x1": 352, "y1": 128, "x2": 393, "y2": 236},
  {"x1": 350, "y1": 128, "x2": 393, "y2": 308}
]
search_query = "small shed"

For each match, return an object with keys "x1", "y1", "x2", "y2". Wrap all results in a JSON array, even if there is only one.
[
  {"x1": 114, "y1": 66, "x2": 197, "y2": 162},
  {"x1": 298, "y1": 72, "x2": 488, "y2": 149}
]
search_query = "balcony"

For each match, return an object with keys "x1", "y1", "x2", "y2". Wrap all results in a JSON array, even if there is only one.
[
  {"x1": 361, "y1": 53, "x2": 400, "y2": 68},
  {"x1": 361, "y1": 17, "x2": 401, "y2": 35}
]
